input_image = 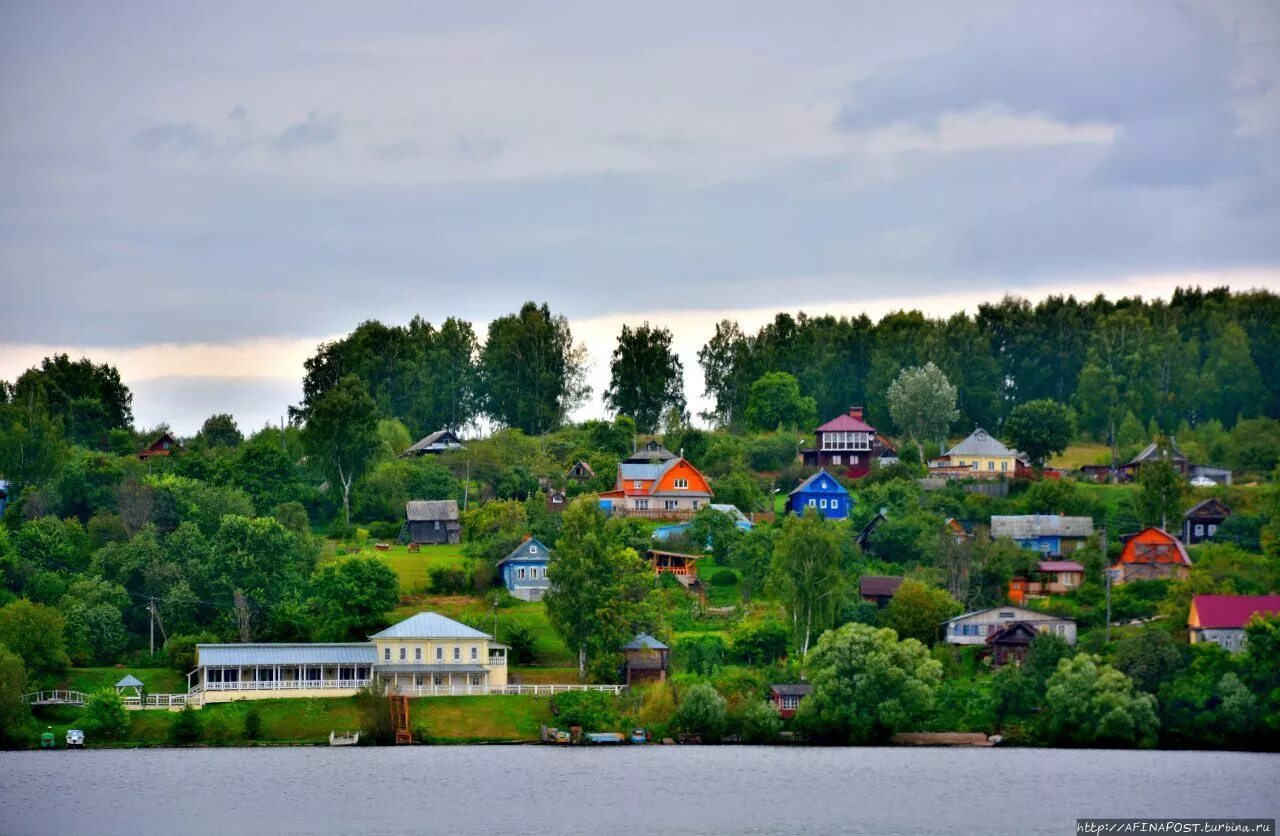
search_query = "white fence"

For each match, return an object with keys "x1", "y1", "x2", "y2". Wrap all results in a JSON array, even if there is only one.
[
  {"x1": 123, "y1": 693, "x2": 190, "y2": 709},
  {"x1": 25, "y1": 690, "x2": 89, "y2": 706},
  {"x1": 202, "y1": 678, "x2": 372, "y2": 693},
  {"x1": 391, "y1": 684, "x2": 626, "y2": 698}
]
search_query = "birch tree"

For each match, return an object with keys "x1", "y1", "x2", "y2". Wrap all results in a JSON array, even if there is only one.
[
  {"x1": 886, "y1": 362, "x2": 959, "y2": 459},
  {"x1": 302, "y1": 374, "x2": 377, "y2": 524},
  {"x1": 768, "y1": 509, "x2": 845, "y2": 656}
]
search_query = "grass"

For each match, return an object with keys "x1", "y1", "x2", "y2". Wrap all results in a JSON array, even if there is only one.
[
  {"x1": 58, "y1": 667, "x2": 188, "y2": 695},
  {"x1": 510, "y1": 666, "x2": 579, "y2": 684},
  {"x1": 1048, "y1": 443, "x2": 1113, "y2": 469},
  {"x1": 413, "y1": 695, "x2": 553, "y2": 742},
  {"x1": 325, "y1": 542, "x2": 469, "y2": 594}
]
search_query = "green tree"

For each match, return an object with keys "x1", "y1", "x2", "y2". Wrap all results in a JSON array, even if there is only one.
[
  {"x1": 196, "y1": 413, "x2": 243, "y2": 449},
  {"x1": 1200, "y1": 322, "x2": 1265, "y2": 426},
  {"x1": 545, "y1": 498, "x2": 656, "y2": 678},
  {"x1": 302, "y1": 374, "x2": 378, "y2": 524},
  {"x1": 886, "y1": 362, "x2": 959, "y2": 458},
  {"x1": 673, "y1": 682, "x2": 729, "y2": 741},
  {"x1": 308, "y1": 555, "x2": 399, "y2": 641},
  {"x1": 696, "y1": 319, "x2": 752, "y2": 427},
  {"x1": 732, "y1": 699, "x2": 783, "y2": 742},
  {"x1": 769, "y1": 510, "x2": 845, "y2": 655},
  {"x1": 605, "y1": 323, "x2": 686, "y2": 433},
  {"x1": 243, "y1": 703, "x2": 263, "y2": 739},
  {"x1": 729, "y1": 619, "x2": 790, "y2": 665},
  {"x1": 82, "y1": 688, "x2": 130, "y2": 739},
  {"x1": 0, "y1": 644, "x2": 34, "y2": 747},
  {"x1": 13, "y1": 354, "x2": 133, "y2": 446},
  {"x1": 1004, "y1": 399, "x2": 1075, "y2": 467},
  {"x1": 882, "y1": 580, "x2": 961, "y2": 646},
  {"x1": 1135, "y1": 458, "x2": 1186, "y2": 529},
  {"x1": 1227, "y1": 418, "x2": 1280, "y2": 475},
  {"x1": 798, "y1": 622, "x2": 942, "y2": 743},
  {"x1": 479, "y1": 302, "x2": 590, "y2": 435},
  {"x1": 169, "y1": 704, "x2": 203, "y2": 743},
  {"x1": 743, "y1": 372, "x2": 817, "y2": 432},
  {"x1": 0, "y1": 599, "x2": 69, "y2": 679},
  {"x1": 1042, "y1": 655, "x2": 1159, "y2": 747},
  {"x1": 1111, "y1": 628, "x2": 1184, "y2": 694}
]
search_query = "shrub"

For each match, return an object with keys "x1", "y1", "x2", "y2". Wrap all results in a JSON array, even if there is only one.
[
  {"x1": 730, "y1": 620, "x2": 789, "y2": 665},
  {"x1": 169, "y1": 704, "x2": 203, "y2": 744},
  {"x1": 502, "y1": 621, "x2": 537, "y2": 665},
  {"x1": 428, "y1": 567, "x2": 470, "y2": 595},
  {"x1": 673, "y1": 682, "x2": 728, "y2": 741},
  {"x1": 674, "y1": 635, "x2": 727, "y2": 676},
  {"x1": 243, "y1": 704, "x2": 263, "y2": 740},
  {"x1": 553, "y1": 690, "x2": 620, "y2": 731},
  {"x1": 204, "y1": 712, "x2": 233, "y2": 744},
  {"x1": 731, "y1": 699, "x2": 782, "y2": 743},
  {"x1": 367, "y1": 521, "x2": 402, "y2": 541},
  {"x1": 82, "y1": 689, "x2": 130, "y2": 740},
  {"x1": 709, "y1": 569, "x2": 737, "y2": 587},
  {"x1": 166, "y1": 632, "x2": 219, "y2": 672}
]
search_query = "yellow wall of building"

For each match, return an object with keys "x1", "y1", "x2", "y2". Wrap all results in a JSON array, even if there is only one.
[{"x1": 951, "y1": 455, "x2": 1015, "y2": 474}]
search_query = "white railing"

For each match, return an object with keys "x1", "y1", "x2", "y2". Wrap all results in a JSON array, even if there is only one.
[
  {"x1": 24, "y1": 690, "x2": 89, "y2": 706},
  {"x1": 202, "y1": 678, "x2": 371, "y2": 693},
  {"x1": 391, "y1": 684, "x2": 625, "y2": 698},
  {"x1": 488, "y1": 656, "x2": 506, "y2": 667},
  {"x1": 122, "y1": 693, "x2": 189, "y2": 708}
]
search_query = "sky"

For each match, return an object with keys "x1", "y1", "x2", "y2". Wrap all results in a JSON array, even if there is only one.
[{"x1": 2, "y1": 0, "x2": 1279, "y2": 434}]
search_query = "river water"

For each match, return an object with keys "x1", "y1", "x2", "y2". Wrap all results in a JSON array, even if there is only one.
[{"x1": 1, "y1": 746, "x2": 1276, "y2": 835}]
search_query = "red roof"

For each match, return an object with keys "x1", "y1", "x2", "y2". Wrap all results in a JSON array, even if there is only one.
[
  {"x1": 1191, "y1": 594, "x2": 1280, "y2": 629},
  {"x1": 816, "y1": 413, "x2": 876, "y2": 433},
  {"x1": 1116, "y1": 527, "x2": 1191, "y2": 566},
  {"x1": 1038, "y1": 560, "x2": 1085, "y2": 573}
]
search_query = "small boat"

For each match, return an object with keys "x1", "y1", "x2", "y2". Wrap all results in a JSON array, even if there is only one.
[
  {"x1": 40, "y1": 727, "x2": 55, "y2": 749},
  {"x1": 585, "y1": 732, "x2": 625, "y2": 744},
  {"x1": 328, "y1": 730, "x2": 360, "y2": 746},
  {"x1": 66, "y1": 730, "x2": 85, "y2": 748},
  {"x1": 629, "y1": 728, "x2": 647, "y2": 744}
]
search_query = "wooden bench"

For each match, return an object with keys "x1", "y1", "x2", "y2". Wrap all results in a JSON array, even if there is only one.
[
  {"x1": 407, "y1": 542, "x2": 421, "y2": 553},
  {"x1": 374, "y1": 543, "x2": 390, "y2": 552}
]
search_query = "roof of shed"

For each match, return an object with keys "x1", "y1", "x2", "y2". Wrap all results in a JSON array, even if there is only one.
[
  {"x1": 991, "y1": 515, "x2": 1094, "y2": 539},
  {"x1": 859, "y1": 576, "x2": 903, "y2": 597},
  {"x1": 623, "y1": 633, "x2": 669, "y2": 651},
  {"x1": 406, "y1": 500, "x2": 460, "y2": 521},
  {"x1": 405, "y1": 429, "x2": 464, "y2": 453},
  {"x1": 370, "y1": 612, "x2": 491, "y2": 640},
  {"x1": 196, "y1": 643, "x2": 377, "y2": 667},
  {"x1": 770, "y1": 683, "x2": 813, "y2": 697},
  {"x1": 1127, "y1": 440, "x2": 1187, "y2": 465},
  {"x1": 1037, "y1": 560, "x2": 1085, "y2": 573}
]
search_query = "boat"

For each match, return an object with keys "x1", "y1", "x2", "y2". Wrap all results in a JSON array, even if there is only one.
[
  {"x1": 585, "y1": 732, "x2": 625, "y2": 744},
  {"x1": 629, "y1": 728, "x2": 648, "y2": 744},
  {"x1": 66, "y1": 730, "x2": 84, "y2": 748},
  {"x1": 40, "y1": 727, "x2": 55, "y2": 749},
  {"x1": 328, "y1": 730, "x2": 360, "y2": 746}
]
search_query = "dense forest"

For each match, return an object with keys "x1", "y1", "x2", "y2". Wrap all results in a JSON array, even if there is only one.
[{"x1": 2, "y1": 287, "x2": 1279, "y2": 750}]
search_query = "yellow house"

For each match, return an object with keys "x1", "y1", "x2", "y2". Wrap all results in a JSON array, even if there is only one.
[
  {"x1": 931, "y1": 428, "x2": 1019, "y2": 477},
  {"x1": 191, "y1": 611, "x2": 507, "y2": 703}
]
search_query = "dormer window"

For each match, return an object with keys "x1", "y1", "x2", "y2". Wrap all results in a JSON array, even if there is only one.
[
  {"x1": 633, "y1": 480, "x2": 643, "y2": 489},
  {"x1": 530, "y1": 545, "x2": 538, "y2": 554}
]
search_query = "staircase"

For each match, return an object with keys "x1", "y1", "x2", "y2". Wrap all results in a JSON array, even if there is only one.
[{"x1": 390, "y1": 695, "x2": 412, "y2": 744}]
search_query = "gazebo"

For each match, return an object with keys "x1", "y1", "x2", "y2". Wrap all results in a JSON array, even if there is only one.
[{"x1": 114, "y1": 674, "x2": 144, "y2": 698}]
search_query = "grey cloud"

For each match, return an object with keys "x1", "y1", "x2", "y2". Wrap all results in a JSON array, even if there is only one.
[
  {"x1": 275, "y1": 111, "x2": 341, "y2": 152},
  {"x1": 453, "y1": 134, "x2": 504, "y2": 163},
  {"x1": 133, "y1": 123, "x2": 218, "y2": 154}
]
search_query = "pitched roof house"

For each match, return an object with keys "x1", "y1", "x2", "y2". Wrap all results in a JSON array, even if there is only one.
[
  {"x1": 990, "y1": 515, "x2": 1094, "y2": 555},
  {"x1": 800, "y1": 407, "x2": 897, "y2": 478},
  {"x1": 497, "y1": 537, "x2": 551, "y2": 601},
  {"x1": 944, "y1": 605, "x2": 1077, "y2": 646},
  {"x1": 1183, "y1": 498, "x2": 1231, "y2": 545},
  {"x1": 625, "y1": 439, "x2": 677, "y2": 464},
  {"x1": 1188, "y1": 594, "x2": 1280, "y2": 652},
  {"x1": 859, "y1": 575, "x2": 903, "y2": 608},
  {"x1": 982, "y1": 622, "x2": 1043, "y2": 667},
  {"x1": 1008, "y1": 560, "x2": 1086, "y2": 605},
  {"x1": 402, "y1": 429, "x2": 465, "y2": 456},
  {"x1": 769, "y1": 683, "x2": 813, "y2": 718},
  {"x1": 566, "y1": 460, "x2": 596, "y2": 482},
  {"x1": 786, "y1": 469, "x2": 853, "y2": 519},
  {"x1": 139, "y1": 431, "x2": 181, "y2": 460},
  {"x1": 856, "y1": 509, "x2": 888, "y2": 554},
  {"x1": 405, "y1": 500, "x2": 462, "y2": 545},
  {"x1": 622, "y1": 634, "x2": 669, "y2": 684},
  {"x1": 1110, "y1": 527, "x2": 1191, "y2": 584},
  {"x1": 598, "y1": 457, "x2": 713, "y2": 519},
  {"x1": 929, "y1": 428, "x2": 1018, "y2": 479}
]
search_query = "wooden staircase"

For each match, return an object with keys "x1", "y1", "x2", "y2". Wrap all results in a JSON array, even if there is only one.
[{"x1": 390, "y1": 695, "x2": 412, "y2": 745}]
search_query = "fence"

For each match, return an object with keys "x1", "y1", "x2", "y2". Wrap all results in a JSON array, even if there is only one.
[{"x1": 390, "y1": 683, "x2": 626, "y2": 698}]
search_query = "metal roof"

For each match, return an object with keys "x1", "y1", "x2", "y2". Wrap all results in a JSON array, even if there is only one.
[
  {"x1": 196, "y1": 644, "x2": 377, "y2": 667},
  {"x1": 944, "y1": 606, "x2": 1071, "y2": 625},
  {"x1": 770, "y1": 683, "x2": 813, "y2": 697},
  {"x1": 619, "y1": 462, "x2": 667, "y2": 481},
  {"x1": 376, "y1": 664, "x2": 488, "y2": 674},
  {"x1": 115, "y1": 674, "x2": 144, "y2": 688},
  {"x1": 991, "y1": 515, "x2": 1094, "y2": 539},
  {"x1": 788, "y1": 469, "x2": 851, "y2": 497},
  {"x1": 406, "y1": 500, "x2": 460, "y2": 521},
  {"x1": 369, "y1": 612, "x2": 491, "y2": 640},
  {"x1": 944, "y1": 428, "x2": 1015, "y2": 458},
  {"x1": 623, "y1": 633, "x2": 668, "y2": 651}
]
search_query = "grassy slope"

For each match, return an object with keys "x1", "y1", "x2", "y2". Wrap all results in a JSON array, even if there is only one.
[
  {"x1": 321, "y1": 543, "x2": 469, "y2": 595},
  {"x1": 60, "y1": 667, "x2": 188, "y2": 694},
  {"x1": 1048, "y1": 443, "x2": 1112, "y2": 469}
]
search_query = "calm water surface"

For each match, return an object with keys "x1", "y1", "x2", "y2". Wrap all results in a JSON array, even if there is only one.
[{"x1": 1, "y1": 746, "x2": 1276, "y2": 835}]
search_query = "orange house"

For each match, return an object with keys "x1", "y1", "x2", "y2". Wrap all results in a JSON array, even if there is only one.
[
  {"x1": 1109, "y1": 527, "x2": 1192, "y2": 584},
  {"x1": 599, "y1": 457, "x2": 713, "y2": 520}
]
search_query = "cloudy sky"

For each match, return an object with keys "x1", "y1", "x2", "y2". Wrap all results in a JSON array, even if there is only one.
[{"x1": 2, "y1": 0, "x2": 1279, "y2": 433}]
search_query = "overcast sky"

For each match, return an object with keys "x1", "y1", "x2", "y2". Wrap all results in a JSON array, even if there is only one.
[{"x1": 2, "y1": 1, "x2": 1279, "y2": 434}]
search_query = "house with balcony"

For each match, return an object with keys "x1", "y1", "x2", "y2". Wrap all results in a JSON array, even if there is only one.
[
  {"x1": 929, "y1": 428, "x2": 1020, "y2": 478},
  {"x1": 800, "y1": 407, "x2": 897, "y2": 478},
  {"x1": 598, "y1": 457, "x2": 713, "y2": 519},
  {"x1": 190, "y1": 611, "x2": 508, "y2": 702}
]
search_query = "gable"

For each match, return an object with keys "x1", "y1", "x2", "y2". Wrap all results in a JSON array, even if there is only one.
[
  {"x1": 1185, "y1": 498, "x2": 1231, "y2": 520},
  {"x1": 653, "y1": 459, "x2": 712, "y2": 495}
]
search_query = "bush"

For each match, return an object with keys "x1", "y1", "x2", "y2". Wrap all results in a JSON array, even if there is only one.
[
  {"x1": 82, "y1": 689, "x2": 130, "y2": 740},
  {"x1": 674, "y1": 635, "x2": 727, "y2": 676},
  {"x1": 428, "y1": 567, "x2": 470, "y2": 595},
  {"x1": 731, "y1": 699, "x2": 782, "y2": 743},
  {"x1": 166, "y1": 632, "x2": 219, "y2": 672},
  {"x1": 709, "y1": 569, "x2": 737, "y2": 587},
  {"x1": 730, "y1": 620, "x2": 789, "y2": 665},
  {"x1": 673, "y1": 682, "x2": 728, "y2": 741},
  {"x1": 367, "y1": 521, "x2": 402, "y2": 541},
  {"x1": 553, "y1": 690, "x2": 620, "y2": 731},
  {"x1": 243, "y1": 704, "x2": 263, "y2": 740},
  {"x1": 204, "y1": 712, "x2": 233, "y2": 744},
  {"x1": 502, "y1": 621, "x2": 537, "y2": 665},
  {"x1": 169, "y1": 704, "x2": 203, "y2": 744}
]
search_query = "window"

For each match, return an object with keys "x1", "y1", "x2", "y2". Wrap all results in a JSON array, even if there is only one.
[
  {"x1": 415, "y1": 674, "x2": 424, "y2": 686},
  {"x1": 399, "y1": 647, "x2": 406, "y2": 661},
  {"x1": 998, "y1": 611, "x2": 1015, "y2": 619},
  {"x1": 471, "y1": 646, "x2": 478, "y2": 660},
  {"x1": 808, "y1": 498, "x2": 816, "y2": 507},
  {"x1": 821, "y1": 431, "x2": 870, "y2": 451},
  {"x1": 782, "y1": 696, "x2": 800, "y2": 710},
  {"x1": 819, "y1": 499, "x2": 828, "y2": 509},
  {"x1": 988, "y1": 461, "x2": 995, "y2": 471},
  {"x1": 664, "y1": 499, "x2": 678, "y2": 510},
  {"x1": 832, "y1": 455, "x2": 842, "y2": 465},
  {"x1": 635, "y1": 499, "x2": 649, "y2": 510},
  {"x1": 415, "y1": 647, "x2": 422, "y2": 661},
  {"x1": 433, "y1": 674, "x2": 444, "y2": 686},
  {"x1": 384, "y1": 647, "x2": 391, "y2": 661},
  {"x1": 1194, "y1": 524, "x2": 1204, "y2": 536},
  {"x1": 674, "y1": 478, "x2": 688, "y2": 489},
  {"x1": 471, "y1": 674, "x2": 484, "y2": 686},
  {"x1": 692, "y1": 501, "x2": 700, "y2": 510},
  {"x1": 1208, "y1": 525, "x2": 1217, "y2": 535},
  {"x1": 517, "y1": 568, "x2": 526, "y2": 580},
  {"x1": 1001, "y1": 461, "x2": 1008, "y2": 471},
  {"x1": 633, "y1": 480, "x2": 643, "y2": 489},
  {"x1": 529, "y1": 545, "x2": 538, "y2": 554},
  {"x1": 453, "y1": 646, "x2": 461, "y2": 661},
  {"x1": 436, "y1": 647, "x2": 443, "y2": 661}
]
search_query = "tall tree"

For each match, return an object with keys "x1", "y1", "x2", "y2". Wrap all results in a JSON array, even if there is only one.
[
  {"x1": 744, "y1": 372, "x2": 817, "y2": 432},
  {"x1": 886, "y1": 362, "x2": 959, "y2": 458},
  {"x1": 308, "y1": 555, "x2": 399, "y2": 641},
  {"x1": 12, "y1": 354, "x2": 133, "y2": 446},
  {"x1": 479, "y1": 302, "x2": 590, "y2": 435},
  {"x1": 302, "y1": 374, "x2": 378, "y2": 524},
  {"x1": 1004, "y1": 399, "x2": 1075, "y2": 467},
  {"x1": 696, "y1": 319, "x2": 752, "y2": 427},
  {"x1": 1200, "y1": 322, "x2": 1265, "y2": 426},
  {"x1": 768, "y1": 509, "x2": 845, "y2": 655},
  {"x1": 1135, "y1": 458, "x2": 1186, "y2": 530},
  {"x1": 195, "y1": 414, "x2": 243, "y2": 448},
  {"x1": 1074, "y1": 308, "x2": 1157, "y2": 460},
  {"x1": 604, "y1": 323, "x2": 686, "y2": 433}
]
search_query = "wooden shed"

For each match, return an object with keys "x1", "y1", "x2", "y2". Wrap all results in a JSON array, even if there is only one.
[
  {"x1": 622, "y1": 634, "x2": 669, "y2": 685},
  {"x1": 404, "y1": 500, "x2": 461, "y2": 545}
]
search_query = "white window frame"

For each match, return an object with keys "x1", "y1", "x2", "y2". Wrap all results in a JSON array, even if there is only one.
[
  {"x1": 819, "y1": 499, "x2": 828, "y2": 509},
  {"x1": 674, "y1": 478, "x2": 689, "y2": 489},
  {"x1": 399, "y1": 647, "x2": 406, "y2": 661},
  {"x1": 384, "y1": 647, "x2": 391, "y2": 661},
  {"x1": 471, "y1": 646, "x2": 478, "y2": 661},
  {"x1": 633, "y1": 480, "x2": 643, "y2": 489},
  {"x1": 832, "y1": 454, "x2": 842, "y2": 465},
  {"x1": 436, "y1": 647, "x2": 444, "y2": 661},
  {"x1": 808, "y1": 498, "x2": 816, "y2": 507},
  {"x1": 415, "y1": 647, "x2": 422, "y2": 661},
  {"x1": 453, "y1": 646, "x2": 461, "y2": 661},
  {"x1": 664, "y1": 499, "x2": 678, "y2": 510},
  {"x1": 635, "y1": 499, "x2": 649, "y2": 510}
]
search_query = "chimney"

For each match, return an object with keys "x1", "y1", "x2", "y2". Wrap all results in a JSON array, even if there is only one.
[{"x1": 849, "y1": 406, "x2": 864, "y2": 421}]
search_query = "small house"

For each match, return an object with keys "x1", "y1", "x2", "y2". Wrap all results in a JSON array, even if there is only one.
[
  {"x1": 1110, "y1": 527, "x2": 1191, "y2": 584},
  {"x1": 786, "y1": 469, "x2": 852, "y2": 520},
  {"x1": 648, "y1": 549, "x2": 702, "y2": 583},
  {"x1": 859, "y1": 575, "x2": 903, "y2": 608},
  {"x1": 625, "y1": 440, "x2": 677, "y2": 464},
  {"x1": 497, "y1": 537, "x2": 551, "y2": 601},
  {"x1": 566, "y1": 460, "x2": 596, "y2": 483},
  {"x1": 622, "y1": 634, "x2": 669, "y2": 684},
  {"x1": 855, "y1": 509, "x2": 888, "y2": 554},
  {"x1": 402, "y1": 430, "x2": 465, "y2": 456},
  {"x1": 1008, "y1": 561, "x2": 1085, "y2": 605},
  {"x1": 1122, "y1": 440, "x2": 1189, "y2": 480},
  {"x1": 991, "y1": 515, "x2": 1093, "y2": 555},
  {"x1": 944, "y1": 606, "x2": 1076, "y2": 646},
  {"x1": 982, "y1": 622, "x2": 1042, "y2": 667},
  {"x1": 138, "y1": 431, "x2": 181, "y2": 460},
  {"x1": 545, "y1": 488, "x2": 568, "y2": 513},
  {"x1": 404, "y1": 500, "x2": 461, "y2": 545},
  {"x1": 1183, "y1": 498, "x2": 1231, "y2": 545},
  {"x1": 1188, "y1": 594, "x2": 1280, "y2": 652},
  {"x1": 769, "y1": 684, "x2": 812, "y2": 719},
  {"x1": 929, "y1": 428, "x2": 1018, "y2": 478},
  {"x1": 800, "y1": 407, "x2": 896, "y2": 479}
]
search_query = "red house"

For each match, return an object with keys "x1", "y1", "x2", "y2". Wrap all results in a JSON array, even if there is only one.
[
  {"x1": 1110, "y1": 527, "x2": 1192, "y2": 584},
  {"x1": 769, "y1": 683, "x2": 812, "y2": 718},
  {"x1": 138, "y1": 431, "x2": 181, "y2": 460},
  {"x1": 800, "y1": 407, "x2": 896, "y2": 478}
]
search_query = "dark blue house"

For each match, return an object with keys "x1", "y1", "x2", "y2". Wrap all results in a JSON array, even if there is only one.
[
  {"x1": 787, "y1": 470, "x2": 852, "y2": 520},
  {"x1": 497, "y1": 537, "x2": 551, "y2": 601}
]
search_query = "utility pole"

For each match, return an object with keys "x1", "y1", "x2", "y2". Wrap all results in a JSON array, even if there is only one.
[
  {"x1": 1102, "y1": 525, "x2": 1112, "y2": 644},
  {"x1": 149, "y1": 598, "x2": 156, "y2": 656},
  {"x1": 463, "y1": 459, "x2": 471, "y2": 512}
]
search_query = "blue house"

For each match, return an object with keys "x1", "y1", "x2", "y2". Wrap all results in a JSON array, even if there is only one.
[
  {"x1": 497, "y1": 537, "x2": 551, "y2": 601},
  {"x1": 787, "y1": 470, "x2": 852, "y2": 519},
  {"x1": 990, "y1": 515, "x2": 1093, "y2": 556}
]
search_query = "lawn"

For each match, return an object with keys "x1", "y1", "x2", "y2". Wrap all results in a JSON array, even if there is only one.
[
  {"x1": 59, "y1": 667, "x2": 188, "y2": 695},
  {"x1": 1048, "y1": 443, "x2": 1112, "y2": 469},
  {"x1": 326, "y1": 542, "x2": 469, "y2": 594},
  {"x1": 412, "y1": 695, "x2": 552, "y2": 742}
]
